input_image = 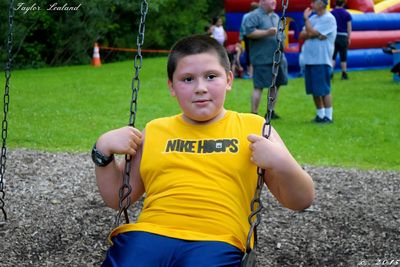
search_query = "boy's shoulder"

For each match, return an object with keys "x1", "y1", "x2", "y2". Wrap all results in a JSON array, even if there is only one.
[
  {"x1": 228, "y1": 110, "x2": 266, "y2": 126},
  {"x1": 146, "y1": 114, "x2": 179, "y2": 126},
  {"x1": 232, "y1": 110, "x2": 263, "y2": 118}
]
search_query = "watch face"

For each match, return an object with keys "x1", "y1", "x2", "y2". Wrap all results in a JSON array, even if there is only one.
[
  {"x1": 94, "y1": 154, "x2": 104, "y2": 165},
  {"x1": 92, "y1": 146, "x2": 113, "y2": 167}
]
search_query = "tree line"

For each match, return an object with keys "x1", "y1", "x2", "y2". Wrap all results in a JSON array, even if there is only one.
[{"x1": 0, "y1": 0, "x2": 224, "y2": 69}]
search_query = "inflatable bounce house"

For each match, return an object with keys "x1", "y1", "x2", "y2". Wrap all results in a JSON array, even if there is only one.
[{"x1": 224, "y1": 0, "x2": 400, "y2": 74}]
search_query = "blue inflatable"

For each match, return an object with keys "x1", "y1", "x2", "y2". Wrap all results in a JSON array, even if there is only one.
[{"x1": 351, "y1": 13, "x2": 400, "y2": 31}]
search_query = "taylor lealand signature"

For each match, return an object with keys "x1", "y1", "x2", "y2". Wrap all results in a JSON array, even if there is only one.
[{"x1": 15, "y1": 2, "x2": 82, "y2": 14}]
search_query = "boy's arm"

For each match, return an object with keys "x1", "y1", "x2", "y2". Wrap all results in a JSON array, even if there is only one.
[
  {"x1": 248, "y1": 128, "x2": 315, "y2": 211},
  {"x1": 94, "y1": 126, "x2": 145, "y2": 210}
]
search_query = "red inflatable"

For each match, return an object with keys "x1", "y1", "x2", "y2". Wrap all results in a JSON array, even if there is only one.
[
  {"x1": 350, "y1": 30, "x2": 400, "y2": 49},
  {"x1": 346, "y1": 0, "x2": 375, "y2": 12},
  {"x1": 224, "y1": 0, "x2": 312, "y2": 12},
  {"x1": 227, "y1": 31, "x2": 240, "y2": 44},
  {"x1": 225, "y1": 0, "x2": 376, "y2": 13}
]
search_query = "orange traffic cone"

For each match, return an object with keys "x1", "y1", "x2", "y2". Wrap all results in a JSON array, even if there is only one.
[{"x1": 92, "y1": 42, "x2": 101, "y2": 67}]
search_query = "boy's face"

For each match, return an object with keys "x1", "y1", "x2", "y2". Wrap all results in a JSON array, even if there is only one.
[{"x1": 168, "y1": 52, "x2": 233, "y2": 125}]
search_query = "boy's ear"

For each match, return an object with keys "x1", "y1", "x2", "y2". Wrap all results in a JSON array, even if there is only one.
[
  {"x1": 226, "y1": 71, "x2": 234, "y2": 91},
  {"x1": 167, "y1": 79, "x2": 176, "y2": 96}
]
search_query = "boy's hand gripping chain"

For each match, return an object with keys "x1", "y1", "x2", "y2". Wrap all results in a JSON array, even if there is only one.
[
  {"x1": 240, "y1": 0, "x2": 288, "y2": 265},
  {"x1": 116, "y1": 0, "x2": 148, "y2": 227}
]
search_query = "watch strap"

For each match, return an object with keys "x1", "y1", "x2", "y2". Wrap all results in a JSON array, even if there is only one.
[{"x1": 91, "y1": 143, "x2": 114, "y2": 167}]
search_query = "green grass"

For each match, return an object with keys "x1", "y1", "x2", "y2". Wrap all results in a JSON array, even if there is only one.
[{"x1": 1, "y1": 58, "x2": 399, "y2": 170}]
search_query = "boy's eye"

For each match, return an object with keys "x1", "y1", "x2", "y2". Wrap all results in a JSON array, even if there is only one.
[
  {"x1": 183, "y1": 77, "x2": 193, "y2": 83},
  {"x1": 207, "y1": 74, "x2": 217, "y2": 80}
]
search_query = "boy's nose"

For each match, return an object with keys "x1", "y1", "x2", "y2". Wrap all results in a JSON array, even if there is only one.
[{"x1": 194, "y1": 80, "x2": 208, "y2": 94}]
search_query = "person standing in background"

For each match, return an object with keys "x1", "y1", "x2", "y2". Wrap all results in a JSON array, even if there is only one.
[
  {"x1": 300, "y1": 0, "x2": 336, "y2": 123},
  {"x1": 209, "y1": 16, "x2": 228, "y2": 46},
  {"x1": 242, "y1": 0, "x2": 288, "y2": 119},
  {"x1": 239, "y1": 1, "x2": 260, "y2": 78},
  {"x1": 331, "y1": 0, "x2": 352, "y2": 80},
  {"x1": 226, "y1": 42, "x2": 245, "y2": 78}
]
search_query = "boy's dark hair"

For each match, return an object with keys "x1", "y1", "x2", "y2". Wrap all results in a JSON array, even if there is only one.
[{"x1": 167, "y1": 35, "x2": 231, "y2": 81}]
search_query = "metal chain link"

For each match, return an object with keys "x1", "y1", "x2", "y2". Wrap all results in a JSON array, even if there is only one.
[
  {"x1": 115, "y1": 0, "x2": 148, "y2": 227},
  {"x1": 1, "y1": 0, "x2": 14, "y2": 225},
  {"x1": 244, "y1": 0, "x2": 289, "y2": 256},
  {"x1": 265, "y1": 0, "x2": 288, "y2": 124}
]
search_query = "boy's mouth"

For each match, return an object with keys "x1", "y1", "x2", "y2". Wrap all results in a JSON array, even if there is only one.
[
  {"x1": 193, "y1": 99, "x2": 211, "y2": 107},
  {"x1": 193, "y1": 99, "x2": 210, "y2": 103}
]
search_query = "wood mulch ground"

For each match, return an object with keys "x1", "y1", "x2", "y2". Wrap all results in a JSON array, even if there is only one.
[{"x1": 1, "y1": 149, "x2": 399, "y2": 266}]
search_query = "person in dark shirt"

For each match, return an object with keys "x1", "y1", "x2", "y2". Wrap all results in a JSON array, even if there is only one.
[{"x1": 331, "y1": 0, "x2": 352, "y2": 80}]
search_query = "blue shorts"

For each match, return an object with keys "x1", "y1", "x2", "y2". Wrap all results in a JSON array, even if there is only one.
[
  {"x1": 304, "y1": 64, "x2": 332, "y2": 97},
  {"x1": 102, "y1": 231, "x2": 243, "y2": 267}
]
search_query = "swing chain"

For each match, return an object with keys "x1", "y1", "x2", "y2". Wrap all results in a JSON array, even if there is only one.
[
  {"x1": 242, "y1": 0, "x2": 288, "y2": 265},
  {"x1": 116, "y1": 0, "x2": 149, "y2": 227},
  {"x1": 265, "y1": 0, "x2": 288, "y2": 124},
  {"x1": 1, "y1": 0, "x2": 14, "y2": 224}
]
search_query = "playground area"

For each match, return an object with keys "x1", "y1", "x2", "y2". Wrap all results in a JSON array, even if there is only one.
[
  {"x1": 1, "y1": 149, "x2": 399, "y2": 266},
  {"x1": 1, "y1": 1, "x2": 399, "y2": 266}
]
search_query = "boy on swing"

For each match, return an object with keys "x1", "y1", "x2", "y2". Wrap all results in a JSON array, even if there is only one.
[{"x1": 93, "y1": 34, "x2": 315, "y2": 267}]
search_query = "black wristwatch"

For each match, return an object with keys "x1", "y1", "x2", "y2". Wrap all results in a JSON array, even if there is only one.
[{"x1": 91, "y1": 143, "x2": 114, "y2": 167}]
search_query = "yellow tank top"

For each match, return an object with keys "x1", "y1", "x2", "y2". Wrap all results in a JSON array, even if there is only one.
[{"x1": 110, "y1": 110, "x2": 265, "y2": 251}]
